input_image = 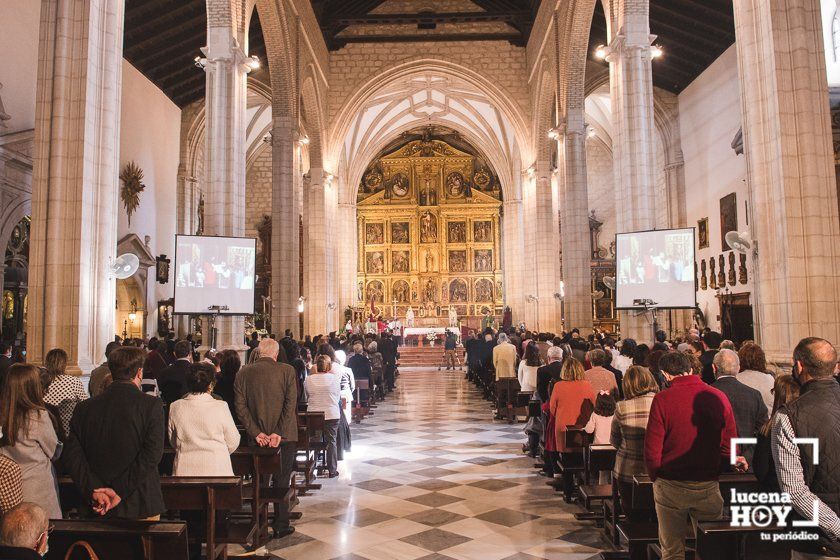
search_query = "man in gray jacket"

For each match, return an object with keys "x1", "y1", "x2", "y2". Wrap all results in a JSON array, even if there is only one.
[{"x1": 235, "y1": 338, "x2": 298, "y2": 538}]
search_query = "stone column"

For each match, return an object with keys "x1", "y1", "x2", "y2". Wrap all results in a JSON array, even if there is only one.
[
  {"x1": 533, "y1": 162, "x2": 562, "y2": 332},
  {"x1": 28, "y1": 0, "x2": 124, "y2": 373},
  {"x1": 734, "y1": 0, "x2": 840, "y2": 362},
  {"x1": 561, "y1": 119, "x2": 594, "y2": 334},
  {"x1": 502, "y1": 197, "x2": 526, "y2": 326},
  {"x1": 606, "y1": 2, "x2": 658, "y2": 343},
  {"x1": 199, "y1": 21, "x2": 249, "y2": 352},
  {"x1": 270, "y1": 117, "x2": 300, "y2": 336},
  {"x1": 337, "y1": 200, "x2": 357, "y2": 318},
  {"x1": 302, "y1": 169, "x2": 328, "y2": 335}
]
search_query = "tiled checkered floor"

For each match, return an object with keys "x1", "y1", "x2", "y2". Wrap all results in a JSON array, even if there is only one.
[{"x1": 266, "y1": 368, "x2": 612, "y2": 560}]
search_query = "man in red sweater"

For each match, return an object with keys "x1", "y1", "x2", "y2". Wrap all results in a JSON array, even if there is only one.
[{"x1": 644, "y1": 351, "x2": 744, "y2": 560}]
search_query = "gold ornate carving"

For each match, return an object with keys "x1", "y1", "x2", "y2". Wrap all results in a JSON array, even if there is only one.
[
  {"x1": 391, "y1": 222, "x2": 410, "y2": 244},
  {"x1": 356, "y1": 136, "x2": 503, "y2": 320},
  {"x1": 449, "y1": 250, "x2": 467, "y2": 272},
  {"x1": 365, "y1": 223, "x2": 384, "y2": 245},
  {"x1": 392, "y1": 250, "x2": 410, "y2": 273},
  {"x1": 448, "y1": 221, "x2": 466, "y2": 243},
  {"x1": 120, "y1": 161, "x2": 146, "y2": 226}
]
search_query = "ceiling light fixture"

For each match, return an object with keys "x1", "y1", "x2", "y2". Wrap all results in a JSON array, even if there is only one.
[
  {"x1": 651, "y1": 45, "x2": 664, "y2": 59},
  {"x1": 246, "y1": 55, "x2": 261, "y2": 71},
  {"x1": 594, "y1": 45, "x2": 609, "y2": 60},
  {"x1": 547, "y1": 127, "x2": 562, "y2": 140},
  {"x1": 194, "y1": 55, "x2": 207, "y2": 68}
]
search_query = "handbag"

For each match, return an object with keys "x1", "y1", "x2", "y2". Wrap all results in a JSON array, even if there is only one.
[
  {"x1": 524, "y1": 414, "x2": 543, "y2": 437},
  {"x1": 64, "y1": 541, "x2": 101, "y2": 560}
]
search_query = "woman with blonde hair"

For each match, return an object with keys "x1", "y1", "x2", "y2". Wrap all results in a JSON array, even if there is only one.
[
  {"x1": 549, "y1": 358, "x2": 595, "y2": 453},
  {"x1": 610, "y1": 365, "x2": 659, "y2": 518},
  {"x1": 305, "y1": 355, "x2": 342, "y2": 477}
]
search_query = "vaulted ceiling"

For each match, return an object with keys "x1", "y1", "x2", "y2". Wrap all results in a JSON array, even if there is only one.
[{"x1": 121, "y1": 0, "x2": 735, "y2": 108}]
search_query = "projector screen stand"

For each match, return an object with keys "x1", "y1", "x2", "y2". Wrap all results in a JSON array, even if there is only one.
[
  {"x1": 634, "y1": 299, "x2": 660, "y2": 344},
  {"x1": 205, "y1": 305, "x2": 230, "y2": 351}
]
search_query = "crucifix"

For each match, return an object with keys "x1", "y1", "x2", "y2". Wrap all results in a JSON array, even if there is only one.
[{"x1": 419, "y1": 165, "x2": 437, "y2": 206}]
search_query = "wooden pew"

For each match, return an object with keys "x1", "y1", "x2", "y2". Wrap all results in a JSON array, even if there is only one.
[
  {"x1": 576, "y1": 444, "x2": 617, "y2": 524},
  {"x1": 46, "y1": 519, "x2": 188, "y2": 560},
  {"x1": 159, "y1": 476, "x2": 242, "y2": 560},
  {"x1": 58, "y1": 476, "x2": 243, "y2": 560},
  {"x1": 695, "y1": 521, "x2": 792, "y2": 560},
  {"x1": 556, "y1": 427, "x2": 587, "y2": 503},
  {"x1": 617, "y1": 473, "x2": 759, "y2": 560}
]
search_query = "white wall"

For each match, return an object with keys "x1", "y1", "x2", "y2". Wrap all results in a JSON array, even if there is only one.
[
  {"x1": 679, "y1": 45, "x2": 751, "y2": 332},
  {"x1": 118, "y1": 61, "x2": 181, "y2": 336},
  {"x1": 0, "y1": 0, "x2": 40, "y2": 134}
]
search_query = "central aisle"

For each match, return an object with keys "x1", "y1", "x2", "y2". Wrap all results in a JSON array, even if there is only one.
[{"x1": 269, "y1": 368, "x2": 612, "y2": 560}]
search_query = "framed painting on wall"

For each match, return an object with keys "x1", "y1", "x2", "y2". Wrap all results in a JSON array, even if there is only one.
[
  {"x1": 697, "y1": 217, "x2": 709, "y2": 249},
  {"x1": 719, "y1": 193, "x2": 737, "y2": 252}
]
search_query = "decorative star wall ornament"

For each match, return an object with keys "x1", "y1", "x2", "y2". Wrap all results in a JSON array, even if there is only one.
[{"x1": 120, "y1": 161, "x2": 146, "y2": 226}]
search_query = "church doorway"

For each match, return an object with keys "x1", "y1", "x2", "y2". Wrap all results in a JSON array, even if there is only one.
[{"x1": 354, "y1": 127, "x2": 503, "y2": 333}]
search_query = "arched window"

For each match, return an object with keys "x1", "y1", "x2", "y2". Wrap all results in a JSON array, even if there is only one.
[{"x1": 832, "y1": 10, "x2": 840, "y2": 62}]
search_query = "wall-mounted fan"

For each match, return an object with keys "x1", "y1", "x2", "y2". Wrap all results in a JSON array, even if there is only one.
[
  {"x1": 592, "y1": 290, "x2": 605, "y2": 300},
  {"x1": 725, "y1": 230, "x2": 752, "y2": 254},
  {"x1": 602, "y1": 276, "x2": 616, "y2": 291},
  {"x1": 110, "y1": 253, "x2": 140, "y2": 279}
]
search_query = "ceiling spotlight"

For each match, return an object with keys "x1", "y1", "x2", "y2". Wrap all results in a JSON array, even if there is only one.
[
  {"x1": 194, "y1": 56, "x2": 207, "y2": 68},
  {"x1": 525, "y1": 165, "x2": 535, "y2": 177},
  {"x1": 246, "y1": 55, "x2": 261, "y2": 70},
  {"x1": 651, "y1": 45, "x2": 664, "y2": 59},
  {"x1": 594, "y1": 45, "x2": 609, "y2": 60},
  {"x1": 298, "y1": 135, "x2": 310, "y2": 146},
  {"x1": 547, "y1": 127, "x2": 561, "y2": 140},
  {"x1": 586, "y1": 125, "x2": 597, "y2": 138}
]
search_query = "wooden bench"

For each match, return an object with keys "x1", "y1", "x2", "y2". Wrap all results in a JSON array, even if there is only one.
[
  {"x1": 617, "y1": 473, "x2": 760, "y2": 560},
  {"x1": 556, "y1": 427, "x2": 587, "y2": 503},
  {"x1": 46, "y1": 519, "x2": 188, "y2": 560},
  {"x1": 575, "y1": 444, "x2": 617, "y2": 524},
  {"x1": 159, "y1": 476, "x2": 242, "y2": 560},
  {"x1": 58, "y1": 476, "x2": 244, "y2": 560},
  {"x1": 695, "y1": 520, "x2": 792, "y2": 560}
]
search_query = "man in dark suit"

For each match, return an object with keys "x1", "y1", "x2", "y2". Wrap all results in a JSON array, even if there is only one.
[
  {"x1": 379, "y1": 332, "x2": 398, "y2": 391},
  {"x1": 234, "y1": 338, "x2": 298, "y2": 538},
  {"x1": 712, "y1": 348, "x2": 768, "y2": 470},
  {"x1": 700, "y1": 330, "x2": 722, "y2": 385},
  {"x1": 64, "y1": 347, "x2": 164, "y2": 519},
  {"x1": 156, "y1": 340, "x2": 193, "y2": 404},
  {"x1": 0, "y1": 342, "x2": 13, "y2": 391}
]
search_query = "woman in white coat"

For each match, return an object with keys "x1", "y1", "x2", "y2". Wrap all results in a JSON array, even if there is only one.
[{"x1": 168, "y1": 363, "x2": 240, "y2": 476}]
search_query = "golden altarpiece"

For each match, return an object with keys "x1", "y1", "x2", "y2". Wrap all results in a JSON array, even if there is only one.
[{"x1": 356, "y1": 132, "x2": 503, "y2": 326}]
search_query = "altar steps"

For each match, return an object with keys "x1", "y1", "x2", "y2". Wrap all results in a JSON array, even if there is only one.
[{"x1": 398, "y1": 345, "x2": 466, "y2": 367}]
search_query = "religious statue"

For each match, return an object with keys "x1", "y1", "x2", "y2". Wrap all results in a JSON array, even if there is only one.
[
  {"x1": 474, "y1": 221, "x2": 492, "y2": 242},
  {"x1": 357, "y1": 281, "x2": 364, "y2": 302},
  {"x1": 449, "y1": 279, "x2": 467, "y2": 302},
  {"x1": 474, "y1": 250, "x2": 493, "y2": 272},
  {"x1": 366, "y1": 252, "x2": 385, "y2": 274},
  {"x1": 419, "y1": 177, "x2": 437, "y2": 206},
  {"x1": 393, "y1": 280, "x2": 409, "y2": 303},
  {"x1": 448, "y1": 222, "x2": 466, "y2": 243},
  {"x1": 391, "y1": 222, "x2": 409, "y2": 244},
  {"x1": 481, "y1": 309, "x2": 495, "y2": 331},
  {"x1": 475, "y1": 279, "x2": 493, "y2": 302},
  {"x1": 365, "y1": 223, "x2": 384, "y2": 245},
  {"x1": 392, "y1": 251, "x2": 409, "y2": 273},
  {"x1": 424, "y1": 249, "x2": 435, "y2": 272},
  {"x1": 420, "y1": 211, "x2": 437, "y2": 243},
  {"x1": 391, "y1": 173, "x2": 409, "y2": 197},
  {"x1": 448, "y1": 306, "x2": 458, "y2": 327},
  {"x1": 406, "y1": 306, "x2": 415, "y2": 327},
  {"x1": 424, "y1": 278, "x2": 436, "y2": 302},
  {"x1": 446, "y1": 171, "x2": 465, "y2": 197}
]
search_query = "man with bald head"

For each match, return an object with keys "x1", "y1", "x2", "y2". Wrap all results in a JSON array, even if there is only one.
[
  {"x1": 712, "y1": 349, "x2": 768, "y2": 470},
  {"x1": 773, "y1": 337, "x2": 840, "y2": 559},
  {"x1": 234, "y1": 337, "x2": 298, "y2": 539},
  {"x1": 0, "y1": 502, "x2": 49, "y2": 559}
]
